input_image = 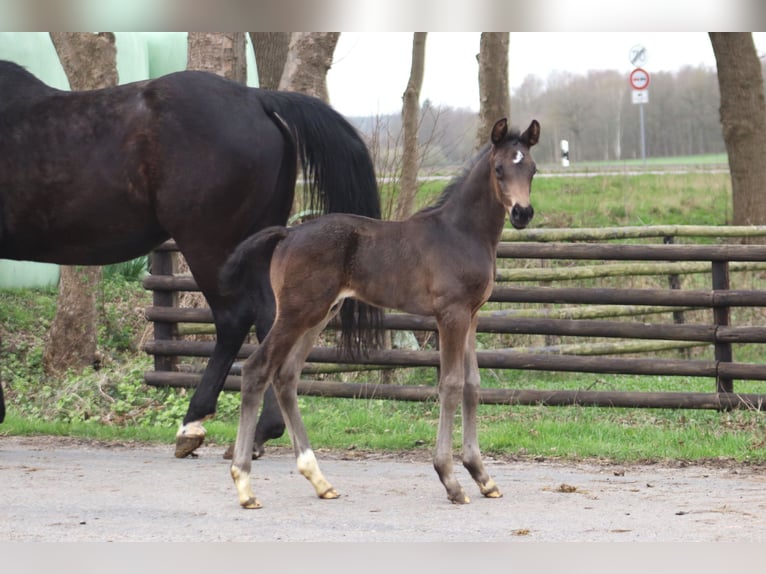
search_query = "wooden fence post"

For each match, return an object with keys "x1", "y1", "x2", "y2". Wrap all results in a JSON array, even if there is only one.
[
  {"x1": 712, "y1": 260, "x2": 733, "y2": 393},
  {"x1": 150, "y1": 245, "x2": 178, "y2": 373}
]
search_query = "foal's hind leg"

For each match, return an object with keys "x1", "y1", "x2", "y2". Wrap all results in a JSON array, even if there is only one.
[
  {"x1": 272, "y1": 321, "x2": 339, "y2": 500},
  {"x1": 230, "y1": 347, "x2": 274, "y2": 509},
  {"x1": 231, "y1": 315, "x2": 337, "y2": 507},
  {"x1": 252, "y1": 284, "x2": 286, "y2": 459},
  {"x1": 461, "y1": 317, "x2": 501, "y2": 499}
]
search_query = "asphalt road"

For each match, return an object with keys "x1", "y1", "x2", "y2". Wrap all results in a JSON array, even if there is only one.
[{"x1": 2, "y1": 435, "x2": 765, "y2": 542}]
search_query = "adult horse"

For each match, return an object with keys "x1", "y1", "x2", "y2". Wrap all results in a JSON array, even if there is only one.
[{"x1": 0, "y1": 60, "x2": 381, "y2": 458}]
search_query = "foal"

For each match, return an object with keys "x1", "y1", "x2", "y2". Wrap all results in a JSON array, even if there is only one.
[{"x1": 221, "y1": 118, "x2": 540, "y2": 508}]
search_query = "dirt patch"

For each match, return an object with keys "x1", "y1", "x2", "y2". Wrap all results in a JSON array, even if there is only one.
[{"x1": 2, "y1": 435, "x2": 765, "y2": 542}]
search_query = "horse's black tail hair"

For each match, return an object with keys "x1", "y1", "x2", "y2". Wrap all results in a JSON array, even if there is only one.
[
  {"x1": 255, "y1": 89, "x2": 384, "y2": 357},
  {"x1": 219, "y1": 226, "x2": 288, "y2": 301},
  {"x1": 337, "y1": 296, "x2": 385, "y2": 360},
  {"x1": 0, "y1": 381, "x2": 5, "y2": 423},
  {"x1": 254, "y1": 89, "x2": 381, "y2": 219}
]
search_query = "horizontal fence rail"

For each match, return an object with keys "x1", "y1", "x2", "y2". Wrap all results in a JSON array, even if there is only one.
[{"x1": 142, "y1": 226, "x2": 766, "y2": 410}]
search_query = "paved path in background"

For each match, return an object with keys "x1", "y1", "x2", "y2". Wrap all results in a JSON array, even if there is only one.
[{"x1": 2, "y1": 435, "x2": 765, "y2": 542}]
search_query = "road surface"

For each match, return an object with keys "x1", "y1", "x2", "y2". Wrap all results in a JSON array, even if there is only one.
[{"x1": 2, "y1": 435, "x2": 765, "y2": 542}]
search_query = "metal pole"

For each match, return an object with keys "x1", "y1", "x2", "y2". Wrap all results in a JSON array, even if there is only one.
[{"x1": 639, "y1": 102, "x2": 646, "y2": 162}]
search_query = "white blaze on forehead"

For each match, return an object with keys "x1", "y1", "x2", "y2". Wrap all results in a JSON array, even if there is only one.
[{"x1": 513, "y1": 151, "x2": 524, "y2": 164}]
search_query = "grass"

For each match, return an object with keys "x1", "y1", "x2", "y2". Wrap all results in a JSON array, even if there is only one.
[{"x1": 2, "y1": 165, "x2": 766, "y2": 464}]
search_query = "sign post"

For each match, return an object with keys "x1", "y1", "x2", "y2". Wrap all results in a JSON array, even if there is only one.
[{"x1": 629, "y1": 64, "x2": 650, "y2": 163}]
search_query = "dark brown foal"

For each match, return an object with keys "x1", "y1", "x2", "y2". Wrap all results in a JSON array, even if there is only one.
[{"x1": 222, "y1": 117, "x2": 540, "y2": 508}]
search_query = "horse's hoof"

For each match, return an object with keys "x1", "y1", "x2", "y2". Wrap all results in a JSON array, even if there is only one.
[
  {"x1": 319, "y1": 488, "x2": 340, "y2": 500},
  {"x1": 222, "y1": 443, "x2": 264, "y2": 460},
  {"x1": 253, "y1": 442, "x2": 266, "y2": 459},
  {"x1": 448, "y1": 491, "x2": 470, "y2": 505},
  {"x1": 175, "y1": 434, "x2": 205, "y2": 458},
  {"x1": 241, "y1": 497, "x2": 263, "y2": 509},
  {"x1": 480, "y1": 480, "x2": 503, "y2": 498}
]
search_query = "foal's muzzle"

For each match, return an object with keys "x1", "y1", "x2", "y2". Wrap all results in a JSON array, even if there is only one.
[{"x1": 510, "y1": 204, "x2": 534, "y2": 230}]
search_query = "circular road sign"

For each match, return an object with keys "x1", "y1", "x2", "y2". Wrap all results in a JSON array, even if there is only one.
[
  {"x1": 629, "y1": 68, "x2": 650, "y2": 90},
  {"x1": 629, "y1": 45, "x2": 648, "y2": 67}
]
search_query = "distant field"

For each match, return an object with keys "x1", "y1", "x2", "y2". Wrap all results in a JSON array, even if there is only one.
[
  {"x1": 409, "y1": 163, "x2": 733, "y2": 229},
  {"x1": 561, "y1": 153, "x2": 728, "y2": 171}
]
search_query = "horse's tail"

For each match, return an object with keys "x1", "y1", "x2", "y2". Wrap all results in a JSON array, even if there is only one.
[
  {"x1": 220, "y1": 226, "x2": 288, "y2": 300},
  {"x1": 254, "y1": 89, "x2": 381, "y2": 219},
  {"x1": 0, "y1": 381, "x2": 5, "y2": 423},
  {"x1": 255, "y1": 89, "x2": 384, "y2": 356}
]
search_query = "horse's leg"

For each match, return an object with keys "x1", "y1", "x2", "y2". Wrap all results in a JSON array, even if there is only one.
[
  {"x1": 273, "y1": 320, "x2": 339, "y2": 499},
  {"x1": 433, "y1": 309, "x2": 471, "y2": 504},
  {"x1": 230, "y1": 345, "x2": 275, "y2": 509},
  {"x1": 175, "y1": 299, "x2": 254, "y2": 458},
  {"x1": 461, "y1": 315, "x2": 502, "y2": 499},
  {"x1": 231, "y1": 315, "x2": 336, "y2": 508},
  {"x1": 251, "y1": 288, "x2": 286, "y2": 459}
]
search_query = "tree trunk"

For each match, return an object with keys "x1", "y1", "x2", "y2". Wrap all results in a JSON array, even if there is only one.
[
  {"x1": 279, "y1": 32, "x2": 340, "y2": 101},
  {"x1": 249, "y1": 32, "x2": 290, "y2": 89},
  {"x1": 476, "y1": 33, "x2": 510, "y2": 150},
  {"x1": 709, "y1": 33, "x2": 766, "y2": 231},
  {"x1": 44, "y1": 33, "x2": 118, "y2": 375},
  {"x1": 187, "y1": 32, "x2": 247, "y2": 82},
  {"x1": 394, "y1": 32, "x2": 427, "y2": 221}
]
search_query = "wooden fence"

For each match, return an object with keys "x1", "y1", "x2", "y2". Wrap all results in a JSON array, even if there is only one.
[{"x1": 142, "y1": 225, "x2": 766, "y2": 411}]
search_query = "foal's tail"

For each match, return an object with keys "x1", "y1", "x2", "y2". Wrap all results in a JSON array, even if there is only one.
[
  {"x1": 220, "y1": 226, "x2": 288, "y2": 302},
  {"x1": 253, "y1": 89, "x2": 384, "y2": 357}
]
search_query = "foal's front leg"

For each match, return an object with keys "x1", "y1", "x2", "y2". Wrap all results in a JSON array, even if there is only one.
[
  {"x1": 462, "y1": 318, "x2": 501, "y2": 498},
  {"x1": 433, "y1": 312, "x2": 471, "y2": 504}
]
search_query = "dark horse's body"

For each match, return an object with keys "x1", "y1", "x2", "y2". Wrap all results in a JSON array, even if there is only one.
[{"x1": 0, "y1": 60, "x2": 381, "y2": 456}]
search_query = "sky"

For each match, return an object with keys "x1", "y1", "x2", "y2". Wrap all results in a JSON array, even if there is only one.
[{"x1": 327, "y1": 32, "x2": 766, "y2": 117}]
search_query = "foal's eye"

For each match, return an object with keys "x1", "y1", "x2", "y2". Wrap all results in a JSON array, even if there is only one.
[{"x1": 495, "y1": 165, "x2": 504, "y2": 179}]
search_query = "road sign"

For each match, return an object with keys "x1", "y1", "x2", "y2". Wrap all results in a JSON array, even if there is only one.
[
  {"x1": 629, "y1": 45, "x2": 648, "y2": 67},
  {"x1": 629, "y1": 68, "x2": 650, "y2": 90},
  {"x1": 632, "y1": 90, "x2": 649, "y2": 104}
]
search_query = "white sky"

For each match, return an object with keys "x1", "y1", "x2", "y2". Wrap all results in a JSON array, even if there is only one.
[{"x1": 327, "y1": 32, "x2": 766, "y2": 117}]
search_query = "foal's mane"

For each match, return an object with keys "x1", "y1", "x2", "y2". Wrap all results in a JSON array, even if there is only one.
[{"x1": 414, "y1": 125, "x2": 522, "y2": 216}]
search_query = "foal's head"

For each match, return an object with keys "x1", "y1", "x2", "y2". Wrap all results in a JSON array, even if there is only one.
[{"x1": 489, "y1": 118, "x2": 540, "y2": 230}]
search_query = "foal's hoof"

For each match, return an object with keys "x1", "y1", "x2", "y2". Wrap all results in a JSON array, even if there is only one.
[
  {"x1": 319, "y1": 488, "x2": 340, "y2": 500},
  {"x1": 448, "y1": 491, "x2": 471, "y2": 505},
  {"x1": 480, "y1": 480, "x2": 503, "y2": 498},
  {"x1": 174, "y1": 434, "x2": 205, "y2": 458},
  {"x1": 241, "y1": 497, "x2": 263, "y2": 510}
]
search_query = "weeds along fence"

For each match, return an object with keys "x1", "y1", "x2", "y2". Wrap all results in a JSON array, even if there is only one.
[{"x1": 142, "y1": 225, "x2": 766, "y2": 411}]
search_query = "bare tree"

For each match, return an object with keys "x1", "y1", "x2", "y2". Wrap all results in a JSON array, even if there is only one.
[
  {"x1": 44, "y1": 32, "x2": 118, "y2": 375},
  {"x1": 394, "y1": 32, "x2": 427, "y2": 221},
  {"x1": 249, "y1": 32, "x2": 290, "y2": 89},
  {"x1": 187, "y1": 33, "x2": 247, "y2": 82},
  {"x1": 709, "y1": 33, "x2": 766, "y2": 229},
  {"x1": 476, "y1": 33, "x2": 510, "y2": 151},
  {"x1": 279, "y1": 32, "x2": 340, "y2": 100}
]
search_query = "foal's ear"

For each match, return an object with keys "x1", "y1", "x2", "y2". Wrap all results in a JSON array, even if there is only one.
[
  {"x1": 521, "y1": 119, "x2": 541, "y2": 147},
  {"x1": 491, "y1": 118, "x2": 508, "y2": 145}
]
